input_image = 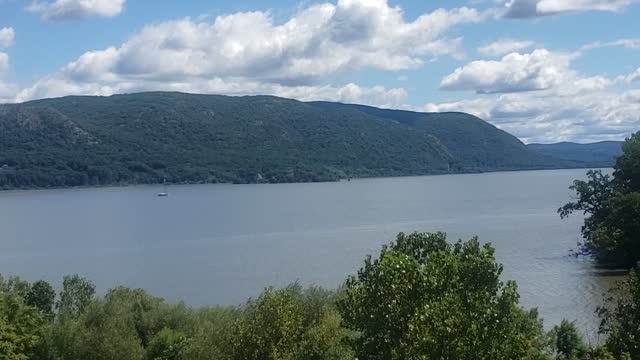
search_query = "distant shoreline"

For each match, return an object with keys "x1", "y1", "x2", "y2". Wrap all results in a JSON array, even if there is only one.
[{"x1": 0, "y1": 165, "x2": 608, "y2": 193}]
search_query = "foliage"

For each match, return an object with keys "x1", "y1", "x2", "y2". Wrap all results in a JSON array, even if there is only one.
[
  {"x1": 560, "y1": 132, "x2": 640, "y2": 268},
  {"x1": 4, "y1": 232, "x2": 640, "y2": 359},
  {"x1": 337, "y1": 232, "x2": 550, "y2": 360},
  {"x1": 549, "y1": 320, "x2": 586, "y2": 359},
  {"x1": 0, "y1": 276, "x2": 46, "y2": 360},
  {"x1": 147, "y1": 327, "x2": 191, "y2": 360},
  {"x1": 613, "y1": 132, "x2": 640, "y2": 192},
  {"x1": 0, "y1": 92, "x2": 563, "y2": 189},
  {"x1": 598, "y1": 272, "x2": 640, "y2": 359},
  {"x1": 231, "y1": 284, "x2": 353, "y2": 360},
  {"x1": 180, "y1": 307, "x2": 237, "y2": 360},
  {"x1": 26, "y1": 280, "x2": 56, "y2": 318},
  {"x1": 0, "y1": 276, "x2": 30, "y2": 299},
  {"x1": 57, "y1": 274, "x2": 96, "y2": 318}
]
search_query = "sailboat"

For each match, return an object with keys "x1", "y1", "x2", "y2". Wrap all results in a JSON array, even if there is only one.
[{"x1": 157, "y1": 179, "x2": 169, "y2": 197}]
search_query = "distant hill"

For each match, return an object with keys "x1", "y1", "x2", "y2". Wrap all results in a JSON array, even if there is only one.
[
  {"x1": 308, "y1": 102, "x2": 553, "y2": 172},
  {"x1": 0, "y1": 92, "x2": 572, "y2": 189},
  {"x1": 527, "y1": 141, "x2": 623, "y2": 168}
]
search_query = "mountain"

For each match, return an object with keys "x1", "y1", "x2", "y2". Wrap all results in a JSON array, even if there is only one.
[
  {"x1": 527, "y1": 141, "x2": 623, "y2": 168},
  {"x1": 308, "y1": 102, "x2": 552, "y2": 172},
  {"x1": 0, "y1": 92, "x2": 562, "y2": 189}
]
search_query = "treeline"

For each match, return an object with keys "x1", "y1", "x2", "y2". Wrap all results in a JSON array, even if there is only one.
[
  {"x1": 2, "y1": 233, "x2": 638, "y2": 360},
  {"x1": 560, "y1": 131, "x2": 640, "y2": 268}
]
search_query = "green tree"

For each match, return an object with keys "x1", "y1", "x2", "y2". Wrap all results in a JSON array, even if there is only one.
[
  {"x1": 613, "y1": 132, "x2": 640, "y2": 192},
  {"x1": 231, "y1": 285, "x2": 306, "y2": 360},
  {"x1": 182, "y1": 307, "x2": 237, "y2": 360},
  {"x1": 231, "y1": 284, "x2": 352, "y2": 360},
  {"x1": 338, "y1": 232, "x2": 549, "y2": 360},
  {"x1": 48, "y1": 288, "x2": 152, "y2": 360},
  {"x1": 598, "y1": 272, "x2": 640, "y2": 359},
  {"x1": 147, "y1": 327, "x2": 191, "y2": 360},
  {"x1": 560, "y1": 132, "x2": 640, "y2": 268},
  {"x1": 298, "y1": 307, "x2": 354, "y2": 360},
  {"x1": 549, "y1": 320, "x2": 586, "y2": 359},
  {"x1": 26, "y1": 280, "x2": 56, "y2": 319},
  {"x1": 57, "y1": 275, "x2": 95, "y2": 318},
  {"x1": 0, "y1": 278, "x2": 46, "y2": 360},
  {"x1": 74, "y1": 297, "x2": 145, "y2": 360},
  {"x1": 558, "y1": 170, "x2": 615, "y2": 241},
  {"x1": 0, "y1": 275, "x2": 31, "y2": 300}
]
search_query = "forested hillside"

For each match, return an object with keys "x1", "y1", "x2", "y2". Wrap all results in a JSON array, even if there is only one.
[
  {"x1": 528, "y1": 141, "x2": 623, "y2": 167},
  {"x1": 0, "y1": 92, "x2": 563, "y2": 189}
]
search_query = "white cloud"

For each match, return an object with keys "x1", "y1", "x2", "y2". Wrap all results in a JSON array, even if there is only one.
[
  {"x1": 427, "y1": 44, "x2": 640, "y2": 143},
  {"x1": 0, "y1": 52, "x2": 8, "y2": 72},
  {"x1": 536, "y1": 0, "x2": 632, "y2": 12},
  {"x1": 59, "y1": 2, "x2": 481, "y2": 82},
  {"x1": 0, "y1": 51, "x2": 17, "y2": 103},
  {"x1": 15, "y1": 76, "x2": 409, "y2": 108},
  {"x1": 0, "y1": 27, "x2": 15, "y2": 49},
  {"x1": 27, "y1": 0, "x2": 125, "y2": 21},
  {"x1": 440, "y1": 49, "x2": 574, "y2": 93},
  {"x1": 425, "y1": 88, "x2": 640, "y2": 143},
  {"x1": 581, "y1": 38, "x2": 640, "y2": 51},
  {"x1": 0, "y1": 81, "x2": 18, "y2": 103},
  {"x1": 614, "y1": 38, "x2": 640, "y2": 49},
  {"x1": 502, "y1": 0, "x2": 633, "y2": 18},
  {"x1": 426, "y1": 66, "x2": 640, "y2": 143},
  {"x1": 14, "y1": 0, "x2": 482, "y2": 105},
  {"x1": 620, "y1": 68, "x2": 640, "y2": 83},
  {"x1": 478, "y1": 39, "x2": 534, "y2": 56}
]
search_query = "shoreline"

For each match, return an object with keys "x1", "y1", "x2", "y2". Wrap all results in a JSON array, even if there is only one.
[{"x1": 0, "y1": 165, "x2": 608, "y2": 193}]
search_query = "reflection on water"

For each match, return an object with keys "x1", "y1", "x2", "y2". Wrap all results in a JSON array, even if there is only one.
[{"x1": 0, "y1": 169, "x2": 623, "y2": 335}]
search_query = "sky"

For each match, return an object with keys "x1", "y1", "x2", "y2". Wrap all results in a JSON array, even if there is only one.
[{"x1": 0, "y1": 0, "x2": 639, "y2": 143}]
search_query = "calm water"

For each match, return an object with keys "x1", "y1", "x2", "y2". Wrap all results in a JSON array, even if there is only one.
[{"x1": 0, "y1": 169, "x2": 623, "y2": 337}]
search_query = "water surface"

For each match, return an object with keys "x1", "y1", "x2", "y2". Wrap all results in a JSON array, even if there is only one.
[{"x1": 0, "y1": 169, "x2": 623, "y2": 337}]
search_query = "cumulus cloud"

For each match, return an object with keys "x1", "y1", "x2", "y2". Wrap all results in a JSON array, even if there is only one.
[
  {"x1": 27, "y1": 0, "x2": 125, "y2": 21},
  {"x1": 477, "y1": 39, "x2": 534, "y2": 56},
  {"x1": 502, "y1": 0, "x2": 633, "y2": 18},
  {"x1": 440, "y1": 49, "x2": 573, "y2": 93},
  {"x1": 427, "y1": 63, "x2": 640, "y2": 143},
  {"x1": 427, "y1": 44, "x2": 640, "y2": 143},
  {"x1": 425, "y1": 89, "x2": 640, "y2": 143},
  {"x1": 57, "y1": 2, "x2": 481, "y2": 83},
  {"x1": 0, "y1": 27, "x2": 15, "y2": 49},
  {"x1": 13, "y1": 0, "x2": 482, "y2": 105}
]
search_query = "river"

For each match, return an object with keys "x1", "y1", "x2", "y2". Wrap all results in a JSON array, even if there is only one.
[{"x1": 0, "y1": 168, "x2": 623, "y2": 338}]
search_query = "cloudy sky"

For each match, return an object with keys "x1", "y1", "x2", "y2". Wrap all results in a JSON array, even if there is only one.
[{"x1": 0, "y1": 0, "x2": 639, "y2": 143}]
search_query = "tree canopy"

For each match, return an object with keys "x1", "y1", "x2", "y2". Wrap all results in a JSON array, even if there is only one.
[
  {"x1": 0, "y1": 233, "x2": 637, "y2": 359},
  {"x1": 337, "y1": 232, "x2": 548, "y2": 360},
  {"x1": 560, "y1": 132, "x2": 640, "y2": 268}
]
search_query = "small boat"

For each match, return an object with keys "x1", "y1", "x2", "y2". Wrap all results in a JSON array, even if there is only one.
[{"x1": 157, "y1": 179, "x2": 169, "y2": 197}]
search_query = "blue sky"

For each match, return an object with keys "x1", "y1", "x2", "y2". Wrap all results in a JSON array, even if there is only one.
[{"x1": 0, "y1": 0, "x2": 639, "y2": 143}]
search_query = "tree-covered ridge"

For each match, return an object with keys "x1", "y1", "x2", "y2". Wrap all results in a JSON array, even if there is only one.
[
  {"x1": 527, "y1": 142, "x2": 623, "y2": 168},
  {"x1": 1, "y1": 233, "x2": 636, "y2": 359},
  {"x1": 0, "y1": 92, "x2": 566, "y2": 190},
  {"x1": 308, "y1": 102, "x2": 549, "y2": 171},
  {"x1": 560, "y1": 132, "x2": 640, "y2": 268}
]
